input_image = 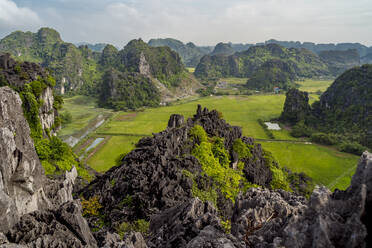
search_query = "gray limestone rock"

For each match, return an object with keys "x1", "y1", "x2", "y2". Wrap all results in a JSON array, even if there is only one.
[{"x1": 0, "y1": 87, "x2": 50, "y2": 232}]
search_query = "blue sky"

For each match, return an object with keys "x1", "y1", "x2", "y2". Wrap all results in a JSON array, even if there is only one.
[{"x1": 1, "y1": 0, "x2": 372, "y2": 47}]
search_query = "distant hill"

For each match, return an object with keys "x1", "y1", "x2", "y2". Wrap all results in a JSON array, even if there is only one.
[
  {"x1": 281, "y1": 64, "x2": 372, "y2": 150},
  {"x1": 246, "y1": 60, "x2": 297, "y2": 91},
  {"x1": 98, "y1": 39, "x2": 201, "y2": 110},
  {"x1": 148, "y1": 38, "x2": 208, "y2": 67},
  {"x1": 319, "y1": 49, "x2": 360, "y2": 76},
  {"x1": 361, "y1": 53, "x2": 372, "y2": 64},
  {"x1": 75, "y1": 42, "x2": 109, "y2": 52},
  {"x1": 265, "y1": 39, "x2": 372, "y2": 57},
  {"x1": 195, "y1": 43, "x2": 330, "y2": 80},
  {"x1": 210, "y1": 42, "x2": 235, "y2": 56},
  {"x1": 0, "y1": 28, "x2": 101, "y2": 95},
  {"x1": 314, "y1": 64, "x2": 372, "y2": 145}
]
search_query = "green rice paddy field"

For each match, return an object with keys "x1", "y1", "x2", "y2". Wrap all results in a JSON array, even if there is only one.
[{"x1": 59, "y1": 79, "x2": 359, "y2": 190}]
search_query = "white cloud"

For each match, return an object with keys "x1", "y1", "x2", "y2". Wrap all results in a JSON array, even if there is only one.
[
  {"x1": 0, "y1": 0, "x2": 41, "y2": 27},
  {"x1": 1, "y1": 0, "x2": 371, "y2": 46}
]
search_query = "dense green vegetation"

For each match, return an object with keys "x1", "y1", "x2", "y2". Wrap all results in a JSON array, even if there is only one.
[
  {"x1": 148, "y1": 38, "x2": 209, "y2": 67},
  {"x1": 0, "y1": 28, "x2": 101, "y2": 95},
  {"x1": 97, "y1": 39, "x2": 197, "y2": 110},
  {"x1": 0, "y1": 66, "x2": 91, "y2": 179},
  {"x1": 246, "y1": 60, "x2": 297, "y2": 91},
  {"x1": 264, "y1": 39, "x2": 372, "y2": 57},
  {"x1": 210, "y1": 42, "x2": 235, "y2": 56},
  {"x1": 98, "y1": 70, "x2": 160, "y2": 110},
  {"x1": 188, "y1": 125, "x2": 289, "y2": 203},
  {"x1": 281, "y1": 65, "x2": 372, "y2": 153},
  {"x1": 195, "y1": 43, "x2": 330, "y2": 80},
  {"x1": 319, "y1": 49, "x2": 360, "y2": 76}
]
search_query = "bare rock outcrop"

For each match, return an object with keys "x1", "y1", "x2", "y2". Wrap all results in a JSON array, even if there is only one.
[
  {"x1": 148, "y1": 198, "x2": 244, "y2": 248},
  {"x1": 0, "y1": 86, "x2": 97, "y2": 247},
  {"x1": 5, "y1": 201, "x2": 97, "y2": 248},
  {"x1": 0, "y1": 87, "x2": 49, "y2": 232},
  {"x1": 0, "y1": 53, "x2": 59, "y2": 136},
  {"x1": 279, "y1": 151, "x2": 372, "y2": 248},
  {"x1": 232, "y1": 188, "x2": 307, "y2": 247}
]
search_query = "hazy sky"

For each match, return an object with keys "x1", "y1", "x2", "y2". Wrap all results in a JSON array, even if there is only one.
[{"x1": 1, "y1": 0, "x2": 372, "y2": 48}]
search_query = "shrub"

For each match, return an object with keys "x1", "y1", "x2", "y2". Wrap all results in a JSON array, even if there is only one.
[
  {"x1": 263, "y1": 149, "x2": 291, "y2": 191},
  {"x1": 339, "y1": 142, "x2": 367, "y2": 155},
  {"x1": 41, "y1": 160, "x2": 56, "y2": 175},
  {"x1": 35, "y1": 138, "x2": 52, "y2": 160},
  {"x1": 60, "y1": 111, "x2": 72, "y2": 125},
  {"x1": 192, "y1": 140, "x2": 241, "y2": 201},
  {"x1": 220, "y1": 219, "x2": 231, "y2": 234},
  {"x1": 310, "y1": 132, "x2": 337, "y2": 145},
  {"x1": 53, "y1": 94, "x2": 64, "y2": 110},
  {"x1": 189, "y1": 125, "x2": 208, "y2": 144},
  {"x1": 211, "y1": 137, "x2": 230, "y2": 166},
  {"x1": 182, "y1": 170, "x2": 218, "y2": 207},
  {"x1": 197, "y1": 86, "x2": 214, "y2": 96},
  {"x1": 290, "y1": 121, "x2": 311, "y2": 138},
  {"x1": 29, "y1": 80, "x2": 46, "y2": 98},
  {"x1": 81, "y1": 196, "x2": 103, "y2": 217},
  {"x1": 233, "y1": 138, "x2": 252, "y2": 159},
  {"x1": 117, "y1": 219, "x2": 150, "y2": 239}
]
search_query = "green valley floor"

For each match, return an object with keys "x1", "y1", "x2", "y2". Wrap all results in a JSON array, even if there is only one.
[{"x1": 58, "y1": 79, "x2": 358, "y2": 191}]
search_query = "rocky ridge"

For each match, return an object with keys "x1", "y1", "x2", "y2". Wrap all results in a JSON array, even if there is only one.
[
  {"x1": 0, "y1": 86, "x2": 371, "y2": 247},
  {"x1": 0, "y1": 53, "x2": 59, "y2": 136},
  {"x1": 0, "y1": 86, "x2": 97, "y2": 247}
]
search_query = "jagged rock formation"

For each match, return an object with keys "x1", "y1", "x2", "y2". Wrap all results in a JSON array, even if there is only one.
[
  {"x1": 0, "y1": 53, "x2": 59, "y2": 136},
  {"x1": 5, "y1": 201, "x2": 97, "y2": 248},
  {"x1": 231, "y1": 188, "x2": 307, "y2": 246},
  {"x1": 0, "y1": 86, "x2": 101, "y2": 247},
  {"x1": 148, "y1": 198, "x2": 245, "y2": 248},
  {"x1": 1, "y1": 86, "x2": 372, "y2": 247},
  {"x1": 79, "y1": 105, "x2": 308, "y2": 246},
  {"x1": 280, "y1": 88, "x2": 311, "y2": 124},
  {"x1": 195, "y1": 43, "x2": 330, "y2": 80},
  {"x1": 79, "y1": 105, "x2": 274, "y2": 241},
  {"x1": 279, "y1": 151, "x2": 372, "y2": 247},
  {"x1": 319, "y1": 49, "x2": 360, "y2": 76},
  {"x1": 0, "y1": 87, "x2": 49, "y2": 232}
]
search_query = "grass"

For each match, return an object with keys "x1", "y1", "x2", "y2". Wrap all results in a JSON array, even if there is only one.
[
  {"x1": 297, "y1": 79, "x2": 333, "y2": 93},
  {"x1": 220, "y1": 77, "x2": 249, "y2": 85},
  {"x1": 87, "y1": 136, "x2": 140, "y2": 172},
  {"x1": 60, "y1": 79, "x2": 360, "y2": 192},
  {"x1": 97, "y1": 95, "x2": 290, "y2": 139},
  {"x1": 58, "y1": 95, "x2": 112, "y2": 137},
  {"x1": 261, "y1": 141, "x2": 358, "y2": 190}
]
